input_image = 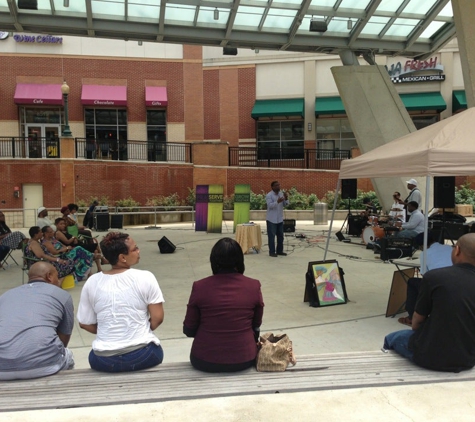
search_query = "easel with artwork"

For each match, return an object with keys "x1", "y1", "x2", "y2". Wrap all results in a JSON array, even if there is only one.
[{"x1": 304, "y1": 260, "x2": 348, "y2": 308}]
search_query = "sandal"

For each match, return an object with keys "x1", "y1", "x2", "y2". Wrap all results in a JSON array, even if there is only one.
[{"x1": 398, "y1": 316, "x2": 412, "y2": 327}]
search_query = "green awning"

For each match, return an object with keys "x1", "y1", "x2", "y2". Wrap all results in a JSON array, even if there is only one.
[
  {"x1": 453, "y1": 90, "x2": 467, "y2": 111},
  {"x1": 400, "y1": 92, "x2": 446, "y2": 111},
  {"x1": 315, "y1": 97, "x2": 345, "y2": 115},
  {"x1": 251, "y1": 98, "x2": 304, "y2": 119},
  {"x1": 315, "y1": 92, "x2": 446, "y2": 116}
]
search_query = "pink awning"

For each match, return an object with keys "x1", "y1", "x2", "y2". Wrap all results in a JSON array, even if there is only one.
[
  {"x1": 14, "y1": 83, "x2": 63, "y2": 105},
  {"x1": 81, "y1": 85, "x2": 127, "y2": 106},
  {"x1": 145, "y1": 86, "x2": 168, "y2": 107}
]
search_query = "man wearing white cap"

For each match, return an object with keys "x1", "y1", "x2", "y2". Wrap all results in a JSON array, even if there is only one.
[
  {"x1": 36, "y1": 207, "x2": 56, "y2": 230},
  {"x1": 398, "y1": 179, "x2": 422, "y2": 222}
]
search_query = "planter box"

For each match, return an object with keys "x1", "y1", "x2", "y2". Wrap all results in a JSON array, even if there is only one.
[{"x1": 455, "y1": 204, "x2": 473, "y2": 217}]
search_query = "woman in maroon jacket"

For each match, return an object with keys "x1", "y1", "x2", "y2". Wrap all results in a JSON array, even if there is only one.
[{"x1": 183, "y1": 238, "x2": 264, "y2": 372}]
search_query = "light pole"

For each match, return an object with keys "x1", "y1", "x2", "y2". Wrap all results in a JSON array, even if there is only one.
[{"x1": 61, "y1": 81, "x2": 72, "y2": 137}]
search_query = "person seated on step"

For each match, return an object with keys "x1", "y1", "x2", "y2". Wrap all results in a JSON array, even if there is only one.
[
  {"x1": 383, "y1": 233, "x2": 475, "y2": 373},
  {"x1": 397, "y1": 231, "x2": 453, "y2": 327},
  {"x1": 183, "y1": 238, "x2": 264, "y2": 373},
  {"x1": 392, "y1": 201, "x2": 424, "y2": 239},
  {"x1": 77, "y1": 232, "x2": 165, "y2": 373},
  {"x1": 0, "y1": 262, "x2": 75, "y2": 380}
]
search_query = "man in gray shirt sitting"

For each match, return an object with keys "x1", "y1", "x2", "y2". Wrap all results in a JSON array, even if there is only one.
[{"x1": 0, "y1": 262, "x2": 75, "y2": 380}]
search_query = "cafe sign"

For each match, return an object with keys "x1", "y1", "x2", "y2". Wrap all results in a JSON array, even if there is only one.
[
  {"x1": 386, "y1": 57, "x2": 445, "y2": 84},
  {"x1": 13, "y1": 34, "x2": 63, "y2": 44}
]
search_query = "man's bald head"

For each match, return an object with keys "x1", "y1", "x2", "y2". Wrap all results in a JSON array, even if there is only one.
[
  {"x1": 28, "y1": 262, "x2": 60, "y2": 287},
  {"x1": 452, "y1": 234, "x2": 475, "y2": 266}
]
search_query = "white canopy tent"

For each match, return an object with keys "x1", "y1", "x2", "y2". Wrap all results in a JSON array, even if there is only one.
[{"x1": 324, "y1": 107, "x2": 475, "y2": 267}]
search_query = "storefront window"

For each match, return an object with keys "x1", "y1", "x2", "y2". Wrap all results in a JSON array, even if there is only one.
[
  {"x1": 411, "y1": 115, "x2": 438, "y2": 130},
  {"x1": 84, "y1": 108, "x2": 128, "y2": 141},
  {"x1": 147, "y1": 110, "x2": 167, "y2": 161},
  {"x1": 257, "y1": 120, "x2": 304, "y2": 159},
  {"x1": 316, "y1": 118, "x2": 357, "y2": 154}
]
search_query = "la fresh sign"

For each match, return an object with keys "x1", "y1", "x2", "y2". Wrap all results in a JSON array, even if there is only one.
[{"x1": 386, "y1": 57, "x2": 445, "y2": 84}]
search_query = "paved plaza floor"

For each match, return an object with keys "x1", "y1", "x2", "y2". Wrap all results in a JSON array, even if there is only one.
[{"x1": 1, "y1": 220, "x2": 474, "y2": 421}]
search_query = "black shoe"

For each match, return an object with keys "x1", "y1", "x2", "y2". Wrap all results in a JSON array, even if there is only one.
[
  {"x1": 269, "y1": 253, "x2": 278, "y2": 257},
  {"x1": 277, "y1": 252, "x2": 287, "y2": 256}
]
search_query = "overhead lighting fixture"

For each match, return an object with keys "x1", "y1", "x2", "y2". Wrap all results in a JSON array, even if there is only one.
[
  {"x1": 64, "y1": 0, "x2": 69, "y2": 7},
  {"x1": 138, "y1": 40, "x2": 143, "y2": 46},
  {"x1": 347, "y1": 18, "x2": 353, "y2": 30},
  {"x1": 309, "y1": 16, "x2": 327, "y2": 33},
  {"x1": 214, "y1": 8, "x2": 219, "y2": 20},
  {"x1": 255, "y1": 48, "x2": 259, "y2": 54}
]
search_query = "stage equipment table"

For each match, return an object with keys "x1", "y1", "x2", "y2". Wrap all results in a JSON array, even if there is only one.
[
  {"x1": 235, "y1": 224, "x2": 262, "y2": 254},
  {"x1": 385, "y1": 258, "x2": 421, "y2": 318}
]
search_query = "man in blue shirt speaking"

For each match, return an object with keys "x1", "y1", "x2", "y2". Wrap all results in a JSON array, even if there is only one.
[{"x1": 265, "y1": 181, "x2": 289, "y2": 257}]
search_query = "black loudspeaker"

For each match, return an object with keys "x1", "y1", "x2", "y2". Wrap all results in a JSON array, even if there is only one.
[
  {"x1": 18, "y1": 0, "x2": 38, "y2": 9},
  {"x1": 309, "y1": 20, "x2": 328, "y2": 32},
  {"x1": 223, "y1": 47, "x2": 238, "y2": 56},
  {"x1": 335, "y1": 231, "x2": 345, "y2": 241},
  {"x1": 110, "y1": 214, "x2": 124, "y2": 229},
  {"x1": 434, "y1": 177, "x2": 455, "y2": 209},
  {"x1": 341, "y1": 179, "x2": 357, "y2": 199},
  {"x1": 348, "y1": 215, "x2": 363, "y2": 236},
  {"x1": 283, "y1": 219, "x2": 296, "y2": 233},
  {"x1": 158, "y1": 236, "x2": 176, "y2": 254}
]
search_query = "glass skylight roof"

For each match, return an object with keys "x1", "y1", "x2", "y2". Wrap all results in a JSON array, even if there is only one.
[{"x1": 0, "y1": 0, "x2": 455, "y2": 58}]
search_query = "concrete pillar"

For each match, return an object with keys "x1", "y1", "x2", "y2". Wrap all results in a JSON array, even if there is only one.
[
  {"x1": 331, "y1": 65, "x2": 427, "y2": 212},
  {"x1": 304, "y1": 60, "x2": 316, "y2": 145},
  {"x1": 452, "y1": 0, "x2": 475, "y2": 108}
]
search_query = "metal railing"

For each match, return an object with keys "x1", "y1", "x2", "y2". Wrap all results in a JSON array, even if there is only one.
[
  {"x1": 75, "y1": 138, "x2": 193, "y2": 163},
  {"x1": 0, "y1": 137, "x2": 61, "y2": 159},
  {"x1": 229, "y1": 147, "x2": 351, "y2": 170}
]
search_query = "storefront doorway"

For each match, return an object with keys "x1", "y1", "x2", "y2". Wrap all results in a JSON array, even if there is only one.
[{"x1": 25, "y1": 124, "x2": 60, "y2": 158}]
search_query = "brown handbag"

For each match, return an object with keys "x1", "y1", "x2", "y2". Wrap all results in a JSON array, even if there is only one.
[{"x1": 256, "y1": 332, "x2": 297, "y2": 372}]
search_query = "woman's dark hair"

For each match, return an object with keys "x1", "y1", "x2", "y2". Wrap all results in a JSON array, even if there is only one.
[
  {"x1": 68, "y1": 203, "x2": 79, "y2": 212},
  {"x1": 210, "y1": 238, "x2": 245, "y2": 275},
  {"x1": 41, "y1": 226, "x2": 53, "y2": 234},
  {"x1": 29, "y1": 226, "x2": 41, "y2": 238},
  {"x1": 100, "y1": 232, "x2": 130, "y2": 265},
  {"x1": 55, "y1": 217, "x2": 65, "y2": 226}
]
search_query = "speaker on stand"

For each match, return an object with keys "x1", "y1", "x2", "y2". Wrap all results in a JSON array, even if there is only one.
[
  {"x1": 158, "y1": 236, "x2": 176, "y2": 254},
  {"x1": 433, "y1": 176, "x2": 455, "y2": 209},
  {"x1": 341, "y1": 179, "x2": 357, "y2": 200}
]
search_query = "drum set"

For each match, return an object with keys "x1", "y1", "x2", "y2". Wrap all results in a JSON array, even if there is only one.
[{"x1": 361, "y1": 214, "x2": 397, "y2": 244}]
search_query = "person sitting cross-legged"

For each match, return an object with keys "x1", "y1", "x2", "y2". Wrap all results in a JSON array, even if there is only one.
[{"x1": 383, "y1": 233, "x2": 475, "y2": 372}]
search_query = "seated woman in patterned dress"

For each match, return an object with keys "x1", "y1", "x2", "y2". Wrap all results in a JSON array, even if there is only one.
[
  {"x1": 0, "y1": 211, "x2": 27, "y2": 250},
  {"x1": 24, "y1": 226, "x2": 74, "y2": 283},
  {"x1": 41, "y1": 226, "x2": 97, "y2": 281},
  {"x1": 54, "y1": 217, "x2": 106, "y2": 272}
]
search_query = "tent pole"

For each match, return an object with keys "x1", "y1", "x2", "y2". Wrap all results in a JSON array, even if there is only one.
[
  {"x1": 421, "y1": 176, "x2": 431, "y2": 273},
  {"x1": 324, "y1": 178, "x2": 341, "y2": 261}
]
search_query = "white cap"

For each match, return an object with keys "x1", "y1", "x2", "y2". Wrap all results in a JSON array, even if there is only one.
[
  {"x1": 37, "y1": 206, "x2": 46, "y2": 215},
  {"x1": 406, "y1": 178, "x2": 418, "y2": 186}
]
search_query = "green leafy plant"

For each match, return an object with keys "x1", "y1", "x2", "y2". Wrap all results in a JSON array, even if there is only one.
[
  {"x1": 250, "y1": 191, "x2": 267, "y2": 210},
  {"x1": 455, "y1": 182, "x2": 475, "y2": 206},
  {"x1": 76, "y1": 196, "x2": 109, "y2": 208},
  {"x1": 115, "y1": 197, "x2": 141, "y2": 212}
]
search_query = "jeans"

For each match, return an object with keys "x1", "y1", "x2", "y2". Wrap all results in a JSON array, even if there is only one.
[
  {"x1": 383, "y1": 329, "x2": 414, "y2": 360},
  {"x1": 89, "y1": 343, "x2": 164, "y2": 373},
  {"x1": 266, "y1": 220, "x2": 284, "y2": 254},
  {"x1": 406, "y1": 277, "x2": 422, "y2": 319},
  {"x1": 395, "y1": 229, "x2": 419, "y2": 239}
]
